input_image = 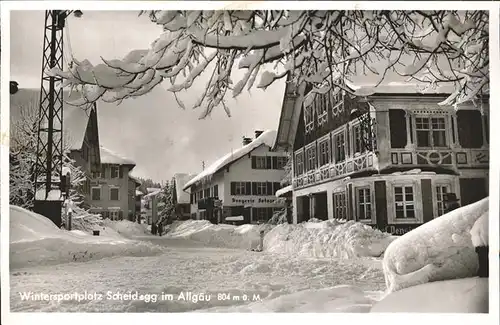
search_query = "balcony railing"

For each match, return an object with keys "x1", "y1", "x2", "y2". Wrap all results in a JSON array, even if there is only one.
[{"x1": 293, "y1": 152, "x2": 378, "y2": 189}]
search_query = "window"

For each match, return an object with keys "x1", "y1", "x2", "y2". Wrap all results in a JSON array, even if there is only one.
[
  {"x1": 91, "y1": 187, "x2": 101, "y2": 201},
  {"x1": 318, "y1": 139, "x2": 331, "y2": 166},
  {"x1": 232, "y1": 182, "x2": 247, "y2": 195},
  {"x1": 352, "y1": 125, "x2": 364, "y2": 154},
  {"x1": 213, "y1": 185, "x2": 219, "y2": 198},
  {"x1": 204, "y1": 188, "x2": 210, "y2": 198},
  {"x1": 252, "y1": 207, "x2": 273, "y2": 223},
  {"x1": 304, "y1": 105, "x2": 314, "y2": 133},
  {"x1": 333, "y1": 192, "x2": 347, "y2": 219},
  {"x1": 356, "y1": 187, "x2": 372, "y2": 221},
  {"x1": 334, "y1": 131, "x2": 346, "y2": 162},
  {"x1": 255, "y1": 182, "x2": 267, "y2": 195},
  {"x1": 256, "y1": 156, "x2": 267, "y2": 169},
  {"x1": 415, "y1": 117, "x2": 447, "y2": 147},
  {"x1": 110, "y1": 187, "x2": 120, "y2": 201},
  {"x1": 92, "y1": 171, "x2": 102, "y2": 179},
  {"x1": 436, "y1": 184, "x2": 451, "y2": 217},
  {"x1": 306, "y1": 146, "x2": 317, "y2": 171},
  {"x1": 394, "y1": 186, "x2": 416, "y2": 219},
  {"x1": 315, "y1": 93, "x2": 328, "y2": 125},
  {"x1": 276, "y1": 156, "x2": 288, "y2": 169},
  {"x1": 110, "y1": 165, "x2": 120, "y2": 178},
  {"x1": 109, "y1": 210, "x2": 120, "y2": 221},
  {"x1": 295, "y1": 152, "x2": 304, "y2": 175}
]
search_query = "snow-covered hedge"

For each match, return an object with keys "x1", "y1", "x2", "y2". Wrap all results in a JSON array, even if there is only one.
[{"x1": 10, "y1": 205, "x2": 163, "y2": 269}]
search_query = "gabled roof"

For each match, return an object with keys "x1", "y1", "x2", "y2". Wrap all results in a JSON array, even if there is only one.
[
  {"x1": 100, "y1": 146, "x2": 135, "y2": 166},
  {"x1": 10, "y1": 88, "x2": 93, "y2": 151},
  {"x1": 173, "y1": 173, "x2": 196, "y2": 204},
  {"x1": 183, "y1": 130, "x2": 277, "y2": 190}
]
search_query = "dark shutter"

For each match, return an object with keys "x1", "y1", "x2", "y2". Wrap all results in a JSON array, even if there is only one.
[
  {"x1": 245, "y1": 182, "x2": 251, "y2": 195},
  {"x1": 483, "y1": 115, "x2": 489, "y2": 143},
  {"x1": 266, "y1": 182, "x2": 272, "y2": 195},
  {"x1": 273, "y1": 182, "x2": 281, "y2": 193},
  {"x1": 119, "y1": 166, "x2": 124, "y2": 178},
  {"x1": 251, "y1": 156, "x2": 256, "y2": 169},
  {"x1": 374, "y1": 181, "x2": 387, "y2": 228},
  {"x1": 421, "y1": 179, "x2": 434, "y2": 223},
  {"x1": 190, "y1": 193, "x2": 193, "y2": 204},
  {"x1": 230, "y1": 182, "x2": 236, "y2": 195},
  {"x1": 266, "y1": 156, "x2": 272, "y2": 169},
  {"x1": 272, "y1": 156, "x2": 278, "y2": 169},
  {"x1": 457, "y1": 110, "x2": 483, "y2": 148},
  {"x1": 389, "y1": 109, "x2": 407, "y2": 148},
  {"x1": 119, "y1": 211, "x2": 123, "y2": 220},
  {"x1": 252, "y1": 182, "x2": 257, "y2": 195}
]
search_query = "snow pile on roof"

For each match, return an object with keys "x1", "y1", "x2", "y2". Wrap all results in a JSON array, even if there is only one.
[
  {"x1": 276, "y1": 185, "x2": 292, "y2": 197},
  {"x1": 10, "y1": 205, "x2": 163, "y2": 269},
  {"x1": 102, "y1": 219, "x2": 150, "y2": 238},
  {"x1": 389, "y1": 168, "x2": 436, "y2": 176},
  {"x1": 100, "y1": 146, "x2": 135, "y2": 165},
  {"x1": 183, "y1": 130, "x2": 277, "y2": 190},
  {"x1": 136, "y1": 189, "x2": 144, "y2": 196},
  {"x1": 166, "y1": 220, "x2": 274, "y2": 250},
  {"x1": 174, "y1": 173, "x2": 196, "y2": 204},
  {"x1": 382, "y1": 197, "x2": 488, "y2": 294},
  {"x1": 226, "y1": 216, "x2": 244, "y2": 221},
  {"x1": 352, "y1": 82, "x2": 457, "y2": 96},
  {"x1": 144, "y1": 188, "x2": 162, "y2": 199},
  {"x1": 264, "y1": 219, "x2": 397, "y2": 259}
]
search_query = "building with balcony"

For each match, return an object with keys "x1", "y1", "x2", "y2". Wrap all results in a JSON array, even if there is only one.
[
  {"x1": 274, "y1": 82, "x2": 489, "y2": 235},
  {"x1": 89, "y1": 147, "x2": 138, "y2": 220},
  {"x1": 183, "y1": 130, "x2": 288, "y2": 224}
]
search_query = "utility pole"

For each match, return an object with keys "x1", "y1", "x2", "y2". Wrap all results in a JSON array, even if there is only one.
[{"x1": 202, "y1": 161, "x2": 205, "y2": 170}]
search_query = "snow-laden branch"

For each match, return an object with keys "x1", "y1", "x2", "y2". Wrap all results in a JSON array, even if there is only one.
[{"x1": 52, "y1": 10, "x2": 489, "y2": 116}]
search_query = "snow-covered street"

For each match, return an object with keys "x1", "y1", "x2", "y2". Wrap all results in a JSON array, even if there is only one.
[{"x1": 10, "y1": 236, "x2": 385, "y2": 312}]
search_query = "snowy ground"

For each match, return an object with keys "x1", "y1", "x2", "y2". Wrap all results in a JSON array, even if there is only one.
[
  {"x1": 10, "y1": 207, "x2": 387, "y2": 312},
  {"x1": 10, "y1": 237, "x2": 385, "y2": 312}
]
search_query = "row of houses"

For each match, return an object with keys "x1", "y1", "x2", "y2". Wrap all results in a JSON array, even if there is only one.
[{"x1": 180, "y1": 78, "x2": 489, "y2": 235}]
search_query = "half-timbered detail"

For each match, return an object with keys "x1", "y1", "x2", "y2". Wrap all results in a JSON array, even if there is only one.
[{"x1": 274, "y1": 84, "x2": 489, "y2": 235}]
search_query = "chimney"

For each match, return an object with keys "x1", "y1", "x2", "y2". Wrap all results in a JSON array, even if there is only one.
[
  {"x1": 254, "y1": 130, "x2": 264, "y2": 139},
  {"x1": 242, "y1": 136, "x2": 252, "y2": 146}
]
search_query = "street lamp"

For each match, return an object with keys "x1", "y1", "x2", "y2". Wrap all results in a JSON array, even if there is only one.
[{"x1": 10, "y1": 81, "x2": 19, "y2": 95}]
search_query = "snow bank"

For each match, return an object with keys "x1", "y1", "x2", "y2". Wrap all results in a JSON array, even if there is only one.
[
  {"x1": 382, "y1": 197, "x2": 488, "y2": 293},
  {"x1": 166, "y1": 220, "x2": 272, "y2": 250},
  {"x1": 10, "y1": 205, "x2": 163, "y2": 269},
  {"x1": 264, "y1": 219, "x2": 396, "y2": 259},
  {"x1": 103, "y1": 219, "x2": 150, "y2": 238},
  {"x1": 371, "y1": 277, "x2": 488, "y2": 313}
]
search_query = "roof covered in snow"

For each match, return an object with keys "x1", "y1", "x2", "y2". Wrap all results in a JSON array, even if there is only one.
[
  {"x1": 183, "y1": 130, "x2": 277, "y2": 190},
  {"x1": 136, "y1": 190, "x2": 144, "y2": 196},
  {"x1": 174, "y1": 173, "x2": 196, "y2": 204},
  {"x1": 10, "y1": 89, "x2": 93, "y2": 151},
  {"x1": 276, "y1": 185, "x2": 293, "y2": 198},
  {"x1": 100, "y1": 146, "x2": 135, "y2": 166}
]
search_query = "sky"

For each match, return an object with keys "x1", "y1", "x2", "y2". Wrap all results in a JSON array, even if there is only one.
[{"x1": 10, "y1": 10, "x2": 286, "y2": 183}]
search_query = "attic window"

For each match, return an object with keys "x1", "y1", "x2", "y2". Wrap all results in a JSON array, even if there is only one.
[{"x1": 110, "y1": 165, "x2": 120, "y2": 178}]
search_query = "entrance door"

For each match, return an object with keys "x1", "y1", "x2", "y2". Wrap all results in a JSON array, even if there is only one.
[{"x1": 459, "y1": 178, "x2": 488, "y2": 206}]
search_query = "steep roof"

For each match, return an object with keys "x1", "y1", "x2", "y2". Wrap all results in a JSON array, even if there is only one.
[
  {"x1": 183, "y1": 130, "x2": 277, "y2": 190},
  {"x1": 10, "y1": 88, "x2": 92, "y2": 151},
  {"x1": 100, "y1": 146, "x2": 135, "y2": 166},
  {"x1": 173, "y1": 173, "x2": 196, "y2": 204}
]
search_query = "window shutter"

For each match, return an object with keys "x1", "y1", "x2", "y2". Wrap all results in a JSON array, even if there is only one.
[
  {"x1": 457, "y1": 110, "x2": 483, "y2": 148},
  {"x1": 273, "y1": 182, "x2": 281, "y2": 193},
  {"x1": 119, "y1": 166, "x2": 124, "y2": 178},
  {"x1": 272, "y1": 156, "x2": 278, "y2": 169},
  {"x1": 230, "y1": 182, "x2": 236, "y2": 195},
  {"x1": 389, "y1": 110, "x2": 407, "y2": 148},
  {"x1": 266, "y1": 156, "x2": 272, "y2": 169},
  {"x1": 252, "y1": 182, "x2": 257, "y2": 195},
  {"x1": 251, "y1": 156, "x2": 256, "y2": 169},
  {"x1": 266, "y1": 182, "x2": 272, "y2": 195},
  {"x1": 245, "y1": 182, "x2": 251, "y2": 195}
]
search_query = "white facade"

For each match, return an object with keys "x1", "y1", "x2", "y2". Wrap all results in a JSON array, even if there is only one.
[{"x1": 188, "y1": 144, "x2": 288, "y2": 223}]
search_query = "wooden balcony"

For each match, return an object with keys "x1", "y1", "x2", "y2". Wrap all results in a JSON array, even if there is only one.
[{"x1": 292, "y1": 152, "x2": 379, "y2": 189}]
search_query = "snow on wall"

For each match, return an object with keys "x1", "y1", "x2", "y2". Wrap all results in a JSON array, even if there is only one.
[
  {"x1": 382, "y1": 197, "x2": 488, "y2": 294},
  {"x1": 174, "y1": 173, "x2": 196, "y2": 204},
  {"x1": 183, "y1": 130, "x2": 277, "y2": 190},
  {"x1": 10, "y1": 205, "x2": 163, "y2": 269}
]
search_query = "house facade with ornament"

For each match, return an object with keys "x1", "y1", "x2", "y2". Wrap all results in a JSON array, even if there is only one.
[
  {"x1": 183, "y1": 130, "x2": 289, "y2": 225},
  {"x1": 273, "y1": 81, "x2": 489, "y2": 235}
]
